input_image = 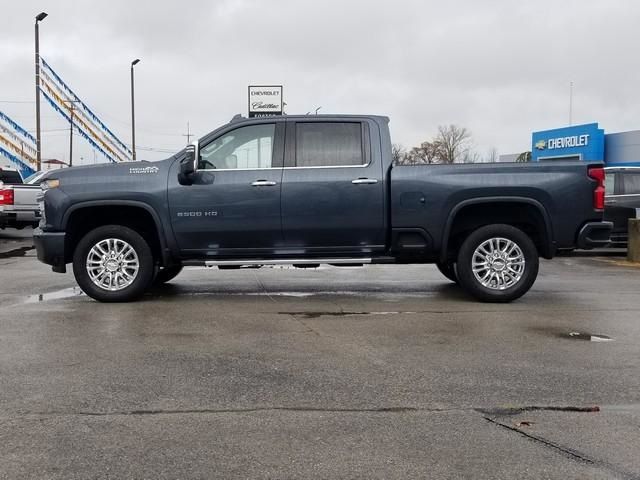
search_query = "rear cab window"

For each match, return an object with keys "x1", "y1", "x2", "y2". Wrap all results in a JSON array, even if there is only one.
[{"x1": 294, "y1": 122, "x2": 367, "y2": 167}]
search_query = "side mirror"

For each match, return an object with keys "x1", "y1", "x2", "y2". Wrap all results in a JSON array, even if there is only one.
[{"x1": 178, "y1": 142, "x2": 198, "y2": 185}]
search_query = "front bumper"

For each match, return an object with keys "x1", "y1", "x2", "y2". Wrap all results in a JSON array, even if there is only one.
[
  {"x1": 577, "y1": 221, "x2": 613, "y2": 249},
  {"x1": 33, "y1": 228, "x2": 67, "y2": 273}
]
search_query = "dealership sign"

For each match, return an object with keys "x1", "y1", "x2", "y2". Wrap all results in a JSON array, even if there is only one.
[
  {"x1": 248, "y1": 85, "x2": 283, "y2": 118},
  {"x1": 531, "y1": 123, "x2": 604, "y2": 162}
]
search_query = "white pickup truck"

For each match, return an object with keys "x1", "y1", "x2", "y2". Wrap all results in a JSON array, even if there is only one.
[{"x1": 0, "y1": 168, "x2": 46, "y2": 230}]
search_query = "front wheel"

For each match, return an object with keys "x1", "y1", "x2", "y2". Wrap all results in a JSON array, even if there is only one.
[
  {"x1": 456, "y1": 224, "x2": 539, "y2": 303},
  {"x1": 72, "y1": 225, "x2": 155, "y2": 302}
]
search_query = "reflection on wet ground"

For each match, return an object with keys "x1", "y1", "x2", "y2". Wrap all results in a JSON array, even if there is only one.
[
  {"x1": 23, "y1": 286, "x2": 85, "y2": 303},
  {"x1": 527, "y1": 325, "x2": 614, "y2": 342},
  {"x1": 0, "y1": 245, "x2": 34, "y2": 259}
]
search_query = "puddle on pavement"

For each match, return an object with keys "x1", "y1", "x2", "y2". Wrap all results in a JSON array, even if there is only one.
[
  {"x1": 568, "y1": 332, "x2": 613, "y2": 342},
  {"x1": 527, "y1": 326, "x2": 614, "y2": 342},
  {"x1": 0, "y1": 246, "x2": 34, "y2": 259},
  {"x1": 24, "y1": 286, "x2": 85, "y2": 303},
  {"x1": 283, "y1": 311, "x2": 417, "y2": 318}
]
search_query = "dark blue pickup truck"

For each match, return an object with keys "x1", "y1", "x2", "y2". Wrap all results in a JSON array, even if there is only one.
[{"x1": 34, "y1": 114, "x2": 612, "y2": 303}]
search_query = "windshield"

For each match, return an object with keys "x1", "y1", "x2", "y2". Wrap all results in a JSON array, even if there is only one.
[{"x1": 23, "y1": 171, "x2": 46, "y2": 185}]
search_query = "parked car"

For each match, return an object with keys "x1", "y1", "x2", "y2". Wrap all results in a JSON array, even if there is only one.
[
  {"x1": 604, "y1": 166, "x2": 640, "y2": 247},
  {"x1": 34, "y1": 114, "x2": 611, "y2": 303},
  {"x1": 0, "y1": 167, "x2": 23, "y2": 185},
  {"x1": 0, "y1": 169, "x2": 47, "y2": 230}
]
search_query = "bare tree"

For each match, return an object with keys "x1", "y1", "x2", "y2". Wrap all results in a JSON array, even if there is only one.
[
  {"x1": 516, "y1": 151, "x2": 531, "y2": 163},
  {"x1": 392, "y1": 143, "x2": 408, "y2": 165},
  {"x1": 435, "y1": 125, "x2": 471, "y2": 164},
  {"x1": 462, "y1": 151, "x2": 482, "y2": 164},
  {"x1": 408, "y1": 141, "x2": 443, "y2": 165},
  {"x1": 485, "y1": 147, "x2": 499, "y2": 163}
]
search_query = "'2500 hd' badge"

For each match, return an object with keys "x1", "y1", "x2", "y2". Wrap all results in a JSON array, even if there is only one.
[{"x1": 129, "y1": 166, "x2": 159, "y2": 174}]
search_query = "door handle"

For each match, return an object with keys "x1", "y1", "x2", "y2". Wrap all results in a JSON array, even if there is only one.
[
  {"x1": 251, "y1": 180, "x2": 277, "y2": 186},
  {"x1": 351, "y1": 178, "x2": 378, "y2": 185}
]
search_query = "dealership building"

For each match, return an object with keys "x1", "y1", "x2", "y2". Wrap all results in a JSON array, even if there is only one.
[{"x1": 530, "y1": 123, "x2": 640, "y2": 166}]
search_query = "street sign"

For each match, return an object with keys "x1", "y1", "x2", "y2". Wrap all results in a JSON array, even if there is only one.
[{"x1": 248, "y1": 85, "x2": 283, "y2": 118}]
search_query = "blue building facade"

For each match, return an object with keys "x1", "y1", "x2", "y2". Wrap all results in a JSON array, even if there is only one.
[{"x1": 531, "y1": 123, "x2": 640, "y2": 166}]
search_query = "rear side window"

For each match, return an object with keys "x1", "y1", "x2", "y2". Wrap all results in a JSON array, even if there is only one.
[
  {"x1": 621, "y1": 173, "x2": 640, "y2": 195},
  {"x1": 295, "y1": 122, "x2": 363, "y2": 167}
]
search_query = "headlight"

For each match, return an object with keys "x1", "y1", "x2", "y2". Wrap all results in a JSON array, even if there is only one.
[{"x1": 41, "y1": 179, "x2": 60, "y2": 191}]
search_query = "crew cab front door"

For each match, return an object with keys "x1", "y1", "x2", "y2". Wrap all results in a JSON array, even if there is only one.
[
  {"x1": 168, "y1": 121, "x2": 285, "y2": 257},
  {"x1": 280, "y1": 120, "x2": 385, "y2": 255}
]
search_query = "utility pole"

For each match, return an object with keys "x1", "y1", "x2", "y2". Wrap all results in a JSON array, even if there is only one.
[
  {"x1": 65, "y1": 100, "x2": 79, "y2": 167},
  {"x1": 182, "y1": 121, "x2": 193, "y2": 144},
  {"x1": 69, "y1": 102, "x2": 75, "y2": 167},
  {"x1": 569, "y1": 81, "x2": 573, "y2": 126},
  {"x1": 35, "y1": 12, "x2": 48, "y2": 171},
  {"x1": 130, "y1": 59, "x2": 140, "y2": 161}
]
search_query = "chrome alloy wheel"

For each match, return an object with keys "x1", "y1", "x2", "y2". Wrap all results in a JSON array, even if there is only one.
[
  {"x1": 471, "y1": 237, "x2": 525, "y2": 290},
  {"x1": 86, "y1": 238, "x2": 140, "y2": 291}
]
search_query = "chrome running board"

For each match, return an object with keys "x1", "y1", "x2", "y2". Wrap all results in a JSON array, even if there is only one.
[{"x1": 204, "y1": 258, "x2": 372, "y2": 267}]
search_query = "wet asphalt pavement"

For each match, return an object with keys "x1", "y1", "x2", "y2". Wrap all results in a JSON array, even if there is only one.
[{"x1": 1, "y1": 229, "x2": 640, "y2": 479}]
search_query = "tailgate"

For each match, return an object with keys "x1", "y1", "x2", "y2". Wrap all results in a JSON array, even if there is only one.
[{"x1": 12, "y1": 185, "x2": 40, "y2": 208}]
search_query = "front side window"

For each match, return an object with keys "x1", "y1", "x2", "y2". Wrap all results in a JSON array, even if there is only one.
[
  {"x1": 199, "y1": 124, "x2": 275, "y2": 170},
  {"x1": 295, "y1": 122, "x2": 364, "y2": 167}
]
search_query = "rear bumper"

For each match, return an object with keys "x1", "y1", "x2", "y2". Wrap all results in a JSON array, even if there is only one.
[
  {"x1": 0, "y1": 211, "x2": 40, "y2": 229},
  {"x1": 577, "y1": 221, "x2": 613, "y2": 249},
  {"x1": 33, "y1": 228, "x2": 67, "y2": 273}
]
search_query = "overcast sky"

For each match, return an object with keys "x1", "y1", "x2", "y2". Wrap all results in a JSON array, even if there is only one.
[{"x1": 1, "y1": 0, "x2": 639, "y2": 166}]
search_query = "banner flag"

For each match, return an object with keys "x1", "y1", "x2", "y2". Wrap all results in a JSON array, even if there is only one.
[
  {"x1": 40, "y1": 75, "x2": 129, "y2": 163},
  {"x1": 0, "y1": 110, "x2": 36, "y2": 145},
  {"x1": 0, "y1": 133, "x2": 36, "y2": 164},
  {"x1": 41, "y1": 58, "x2": 133, "y2": 159},
  {"x1": 41, "y1": 90, "x2": 117, "y2": 164},
  {"x1": 0, "y1": 145, "x2": 35, "y2": 178}
]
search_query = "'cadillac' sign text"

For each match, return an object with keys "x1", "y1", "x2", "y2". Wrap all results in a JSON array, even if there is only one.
[{"x1": 248, "y1": 85, "x2": 283, "y2": 118}]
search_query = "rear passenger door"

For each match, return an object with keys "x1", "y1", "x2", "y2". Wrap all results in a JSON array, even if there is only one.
[{"x1": 280, "y1": 119, "x2": 385, "y2": 254}]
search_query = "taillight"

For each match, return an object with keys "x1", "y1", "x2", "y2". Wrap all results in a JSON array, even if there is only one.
[
  {"x1": 588, "y1": 166, "x2": 605, "y2": 211},
  {"x1": 0, "y1": 188, "x2": 14, "y2": 206}
]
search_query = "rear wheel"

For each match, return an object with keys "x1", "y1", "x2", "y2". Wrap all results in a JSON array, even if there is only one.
[
  {"x1": 456, "y1": 224, "x2": 539, "y2": 303},
  {"x1": 72, "y1": 225, "x2": 154, "y2": 302},
  {"x1": 436, "y1": 261, "x2": 458, "y2": 283}
]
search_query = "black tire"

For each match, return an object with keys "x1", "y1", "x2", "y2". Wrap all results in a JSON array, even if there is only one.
[
  {"x1": 456, "y1": 224, "x2": 539, "y2": 303},
  {"x1": 72, "y1": 225, "x2": 154, "y2": 302},
  {"x1": 436, "y1": 261, "x2": 458, "y2": 283},
  {"x1": 153, "y1": 265, "x2": 183, "y2": 285}
]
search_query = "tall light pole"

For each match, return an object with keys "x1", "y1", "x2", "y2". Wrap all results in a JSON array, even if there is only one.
[
  {"x1": 130, "y1": 58, "x2": 140, "y2": 161},
  {"x1": 35, "y1": 11, "x2": 48, "y2": 171}
]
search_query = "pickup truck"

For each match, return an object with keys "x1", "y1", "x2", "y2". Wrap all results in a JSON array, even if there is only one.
[
  {"x1": 0, "y1": 168, "x2": 45, "y2": 230},
  {"x1": 34, "y1": 114, "x2": 612, "y2": 303},
  {"x1": 604, "y1": 166, "x2": 640, "y2": 247}
]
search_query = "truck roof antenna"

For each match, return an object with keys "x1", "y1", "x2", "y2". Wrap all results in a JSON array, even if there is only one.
[{"x1": 230, "y1": 114, "x2": 245, "y2": 123}]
